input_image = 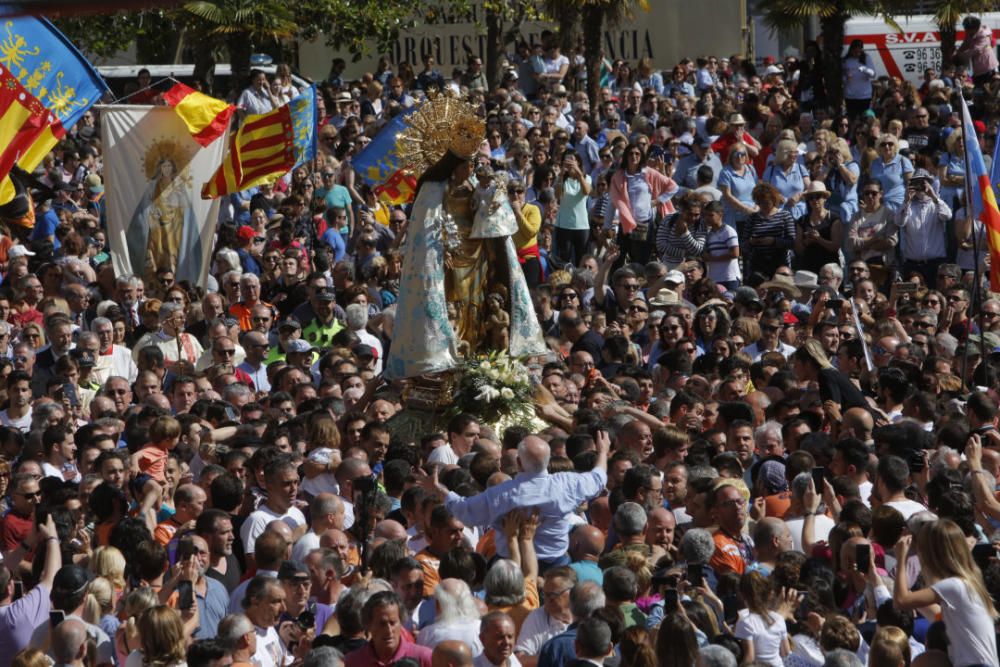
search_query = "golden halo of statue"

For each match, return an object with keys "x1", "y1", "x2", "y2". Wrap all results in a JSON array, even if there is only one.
[{"x1": 396, "y1": 90, "x2": 485, "y2": 178}]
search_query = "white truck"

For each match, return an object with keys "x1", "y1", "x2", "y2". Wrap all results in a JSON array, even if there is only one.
[{"x1": 843, "y1": 13, "x2": 1000, "y2": 85}]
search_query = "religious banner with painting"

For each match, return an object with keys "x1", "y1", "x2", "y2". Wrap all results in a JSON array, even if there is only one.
[{"x1": 100, "y1": 105, "x2": 227, "y2": 287}]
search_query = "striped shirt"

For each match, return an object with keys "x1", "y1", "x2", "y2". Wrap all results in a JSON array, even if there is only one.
[
  {"x1": 655, "y1": 213, "x2": 706, "y2": 264},
  {"x1": 747, "y1": 209, "x2": 796, "y2": 273}
]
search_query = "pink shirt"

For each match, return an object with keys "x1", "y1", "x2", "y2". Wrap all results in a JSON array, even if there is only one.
[
  {"x1": 345, "y1": 639, "x2": 432, "y2": 667},
  {"x1": 959, "y1": 26, "x2": 999, "y2": 76}
]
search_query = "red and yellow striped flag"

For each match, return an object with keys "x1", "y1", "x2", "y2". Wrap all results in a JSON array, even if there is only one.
[
  {"x1": 163, "y1": 82, "x2": 235, "y2": 147},
  {"x1": 201, "y1": 104, "x2": 295, "y2": 199}
]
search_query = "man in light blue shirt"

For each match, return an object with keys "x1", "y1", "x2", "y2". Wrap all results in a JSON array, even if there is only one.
[{"x1": 416, "y1": 433, "x2": 609, "y2": 569}]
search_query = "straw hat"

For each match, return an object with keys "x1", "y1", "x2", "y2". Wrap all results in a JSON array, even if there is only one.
[
  {"x1": 803, "y1": 181, "x2": 831, "y2": 199},
  {"x1": 758, "y1": 274, "x2": 801, "y2": 298}
]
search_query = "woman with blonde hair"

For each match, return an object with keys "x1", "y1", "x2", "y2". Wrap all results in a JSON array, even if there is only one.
[
  {"x1": 20, "y1": 321, "x2": 45, "y2": 350},
  {"x1": 115, "y1": 587, "x2": 158, "y2": 667},
  {"x1": 763, "y1": 139, "x2": 810, "y2": 219},
  {"x1": 824, "y1": 137, "x2": 860, "y2": 223},
  {"x1": 894, "y1": 517, "x2": 998, "y2": 667},
  {"x1": 91, "y1": 545, "x2": 127, "y2": 591},
  {"x1": 10, "y1": 648, "x2": 51, "y2": 667},
  {"x1": 82, "y1": 576, "x2": 120, "y2": 639},
  {"x1": 870, "y1": 626, "x2": 911, "y2": 667},
  {"x1": 131, "y1": 605, "x2": 190, "y2": 667}
]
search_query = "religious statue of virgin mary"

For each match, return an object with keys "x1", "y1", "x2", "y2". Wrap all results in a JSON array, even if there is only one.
[{"x1": 384, "y1": 92, "x2": 547, "y2": 380}]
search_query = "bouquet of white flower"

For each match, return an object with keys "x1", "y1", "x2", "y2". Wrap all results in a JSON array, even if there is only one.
[{"x1": 446, "y1": 351, "x2": 536, "y2": 428}]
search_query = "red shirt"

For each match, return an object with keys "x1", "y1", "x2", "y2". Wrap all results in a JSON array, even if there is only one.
[
  {"x1": 345, "y1": 638, "x2": 432, "y2": 667},
  {"x1": 1, "y1": 510, "x2": 33, "y2": 554}
]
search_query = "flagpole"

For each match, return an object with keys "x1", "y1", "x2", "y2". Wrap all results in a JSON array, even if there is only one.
[{"x1": 959, "y1": 97, "x2": 990, "y2": 385}]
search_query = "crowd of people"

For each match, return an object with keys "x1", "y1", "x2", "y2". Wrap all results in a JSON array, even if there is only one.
[{"x1": 0, "y1": 16, "x2": 1000, "y2": 667}]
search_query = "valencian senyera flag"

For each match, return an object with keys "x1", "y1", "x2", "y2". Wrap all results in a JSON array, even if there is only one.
[
  {"x1": 201, "y1": 85, "x2": 317, "y2": 198},
  {"x1": 100, "y1": 105, "x2": 227, "y2": 287},
  {"x1": 960, "y1": 95, "x2": 1000, "y2": 292},
  {"x1": 353, "y1": 108, "x2": 417, "y2": 205},
  {"x1": 163, "y1": 82, "x2": 235, "y2": 147},
  {"x1": 0, "y1": 16, "x2": 107, "y2": 208}
]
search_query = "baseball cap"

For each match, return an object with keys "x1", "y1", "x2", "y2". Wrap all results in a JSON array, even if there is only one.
[
  {"x1": 353, "y1": 344, "x2": 377, "y2": 360},
  {"x1": 237, "y1": 226, "x2": 256, "y2": 241},
  {"x1": 8, "y1": 245, "x2": 35, "y2": 259},
  {"x1": 286, "y1": 339, "x2": 314, "y2": 355},
  {"x1": 733, "y1": 286, "x2": 764, "y2": 309},
  {"x1": 53, "y1": 565, "x2": 93, "y2": 596},
  {"x1": 911, "y1": 168, "x2": 934, "y2": 182},
  {"x1": 278, "y1": 318, "x2": 302, "y2": 332},
  {"x1": 84, "y1": 174, "x2": 104, "y2": 194},
  {"x1": 315, "y1": 287, "x2": 337, "y2": 302},
  {"x1": 664, "y1": 270, "x2": 685, "y2": 285},
  {"x1": 70, "y1": 348, "x2": 96, "y2": 368},
  {"x1": 278, "y1": 560, "x2": 311, "y2": 581}
]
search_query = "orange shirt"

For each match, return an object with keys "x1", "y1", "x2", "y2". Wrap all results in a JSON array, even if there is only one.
[
  {"x1": 230, "y1": 300, "x2": 274, "y2": 331},
  {"x1": 135, "y1": 445, "x2": 168, "y2": 483},
  {"x1": 489, "y1": 576, "x2": 539, "y2": 636},
  {"x1": 709, "y1": 529, "x2": 750, "y2": 575},
  {"x1": 415, "y1": 548, "x2": 441, "y2": 597},
  {"x1": 154, "y1": 517, "x2": 181, "y2": 546}
]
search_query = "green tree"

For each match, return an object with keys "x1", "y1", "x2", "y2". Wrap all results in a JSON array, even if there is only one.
[
  {"x1": 540, "y1": 0, "x2": 647, "y2": 111},
  {"x1": 182, "y1": 0, "x2": 297, "y2": 90}
]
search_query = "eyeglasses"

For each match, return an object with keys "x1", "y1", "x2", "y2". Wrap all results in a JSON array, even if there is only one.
[
  {"x1": 15, "y1": 490, "x2": 41, "y2": 499},
  {"x1": 760, "y1": 324, "x2": 779, "y2": 332},
  {"x1": 863, "y1": 190, "x2": 881, "y2": 196},
  {"x1": 984, "y1": 312, "x2": 1000, "y2": 319},
  {"x1": 622, "y1": 283, "x2": 640, "y2": 291},
  {"x1": 216, "y1": 349, "x2": 236, "y2": 356},
  {"x1": 733, "y1": 151, "x2": 747, "y2": 157},
  {"x1": 924, "y1": 299, "x2": 940, "y2": 306},
  {"x1": 879, "y1": 142, "x2": 895, "y2": 148},
  {"x1": 560, "y1": 293, "x2": 578, "y2": 300},
  {"x1": 628, "y1": 306, "x2": 649, "y2": 313},
  {"x1": 914, "y1": 320, "x2": 935, "y2": 328}
]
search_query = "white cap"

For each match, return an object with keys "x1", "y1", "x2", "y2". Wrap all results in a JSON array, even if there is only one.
[
  {"x1": 664, "y1": 270, "x2": 685, "y2": 285},
  {"x1": 8, "y1": 245, "x2": 35, "y2": 259}
]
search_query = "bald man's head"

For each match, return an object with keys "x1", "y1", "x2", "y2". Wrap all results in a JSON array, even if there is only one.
[
  {"x1": 517, "y1": 435, "x2": 551, "y2": 474},
  {"x1": 843, "y1": 407, "x2": 874, "y2": 441},
  {"x1": 570, "y1": 525, "x2": 606, "y2": 561},
  {"x1": 432, "y1": 640, "x2": 474, "y2": 667},
  {"x1": 374, "y1": 519, "x2": 407, "y2": 542},
  {"x1": 52, "y1": 618, "x2": 88, "y2": 663}
]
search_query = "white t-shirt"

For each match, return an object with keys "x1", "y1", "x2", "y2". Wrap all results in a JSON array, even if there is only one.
[
  {"x1": 427, "y1": 444, "x2": 459, "y2": 466},
  {"x1": 476, "y1": 653, "x2": 523, "y2": 667},
  {"x1": 515, "y1": 607, "x2": 570, "y2": 656},
  {"x1": 884, "y1": 498, "x2": 927, "y2": 521},
  {"x1": 292, "y1": 530, "x2": 321, "y2": 563},
  {"x1": 931, "y1": 577, "x2": 999, "y2": 667},
  {"x1": 734, "y1": 610, "x2": 787, "y2": 667},
  {"x1": 300, "y1": 448, "x2": 340, "y2": 499},
  {"x1": 784, "y1": 514, "x2": 835, "y2": 553},
  {"x1": 240, "y1": 504, "x2": 307, "y2": 554},
  {"x1": 253, "y1": 624, "x2": 288, "y2": 667},
  {"x1": 0, "y1": 408, "x2": 30, "y2": 433},
  {"x1": 704, "y1": 224, "x2": 741, "y2": 283},
  {"x1": 41, "y1": 461, "x2": 81, "y2": 484}
]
